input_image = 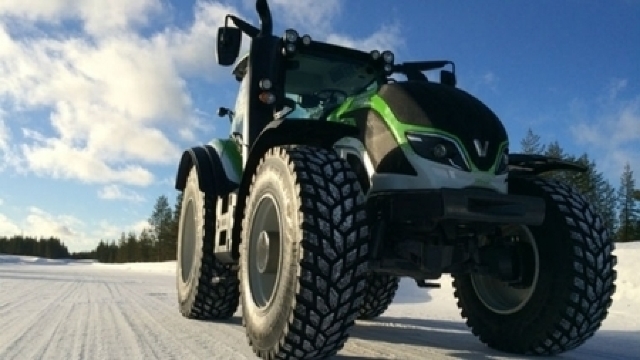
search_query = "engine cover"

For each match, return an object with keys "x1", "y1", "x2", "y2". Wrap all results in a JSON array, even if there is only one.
[{"x1": 378, "y1": 81, "x2": 508, "y2": 171}]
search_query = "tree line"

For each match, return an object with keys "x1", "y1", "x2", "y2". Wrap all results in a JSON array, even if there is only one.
[
  {"x1": 0, "y1": 236, "x2": 71, "y2": 259},
  {"x1": 1, "y1": 130, "x2": 638, "y2": 262},
  {"x1": 72, "y1": 193, "x2": 183, "y2": 263}
]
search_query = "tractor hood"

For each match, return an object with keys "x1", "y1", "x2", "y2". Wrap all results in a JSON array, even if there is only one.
[{"x1": 377, "y1": 81, "x2": 508, "y2": 171}]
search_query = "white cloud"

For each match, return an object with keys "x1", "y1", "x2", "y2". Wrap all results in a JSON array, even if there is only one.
[
  {"x1": 0, "y1": 213, "x2": 20, "y2": 235},
  {"x1": 96, "y1": 219, "x2": 150, "y2": 240},
  {"x1": 325, "y1": 24, "x2": 404, "y2": 53},
  {"x1": 570, "y1": 80, "x2": 640, "y2": 180},
  {"x1": 0, "y1": 2, "x2": 238, "y2": 186},
  {"x1": 0, "y1": 116, "x2": 8, "y2": 151},
  {"x1": 131, "y1": 219, "x2": 153, "y2": 234},
  {"x1": 268, "y1": 0, "x2": 341, "y2": 33},
  {"x1": 483, "y1": 72, "x2": 497, "y2": 84},
  {"x1": 0, "y1": 113, "x2": 21, "y2": 171},
  {"x1": 0, "y1": 0, "x2": 163, "y2": 36},
  {"x1": 21, "y1": 137, "x2": 155, "y2": 186},
  {"x1": 24, "y1": 206, "x2": 83, "y2": 238},
  {"x1": 607, "y1": 78, "x2": 628, "y2": 102},
  {"x1": 98, "y1": 184, "x2": 145, "y2": 203},
  {"x1": 154, "y1": 1, "x2": 239, "y2": 79}
]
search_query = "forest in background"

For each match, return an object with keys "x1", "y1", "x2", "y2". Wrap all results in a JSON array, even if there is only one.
[{"x1": 1, "y1": 129, "x2": 639, "y2": 262}]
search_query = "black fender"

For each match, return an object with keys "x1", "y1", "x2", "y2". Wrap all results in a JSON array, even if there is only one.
[
  {"x1": 508, "y1": 153, "x2": 587, "y2": 176},
  {"x1": 230, "y1": 119, "x2": 359, "y2": 256},
  {"x1": 174, "y1": 145, "x2": 235, "y2": 196}
]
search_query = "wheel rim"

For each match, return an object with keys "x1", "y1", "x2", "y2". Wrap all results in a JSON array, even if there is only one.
[
  {"x1": 470, "y1": 225, "x2": 540, "y2": 315},
  {"x1": 248, "y1": 193, "x2": 282, "y2": 309},
  {"x1": 180, "y1": 199, "x2": 197, "y2": 283}
]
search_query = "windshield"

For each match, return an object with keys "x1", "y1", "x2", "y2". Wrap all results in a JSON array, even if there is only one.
[{"x1": 283, "y1": 52, "x2": 383, "y2": 119}]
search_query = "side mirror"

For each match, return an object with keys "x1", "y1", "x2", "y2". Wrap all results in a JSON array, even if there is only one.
[
  {"x1": 217, "y1": 107, "x2": 234, "y2": 122},
  {"x1": 216, "y1": 27, "x2": 242, "y2": 66},
  {"x1": 440, "y1": 70, "x2": 457, "y2": 87}
]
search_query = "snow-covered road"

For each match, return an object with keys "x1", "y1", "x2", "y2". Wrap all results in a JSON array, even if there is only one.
[{"x1": 1, "y1": 243, "x2": 638, "y2": 360}]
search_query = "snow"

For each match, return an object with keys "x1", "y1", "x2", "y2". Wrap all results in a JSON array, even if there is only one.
[{"x1": 0, "y1": 244, "x2": 638, "y2": 359}]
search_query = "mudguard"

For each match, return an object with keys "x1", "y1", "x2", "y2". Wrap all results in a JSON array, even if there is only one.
[
  {"x1": 207, "y1": 138, "x2": 243, "y2": 185},
  {"x1": 508, "y1": 153, "x2": 587, "y2": 175},
  {"x1": 174, "y1": 140, "x2": 242, "y2": 196}
]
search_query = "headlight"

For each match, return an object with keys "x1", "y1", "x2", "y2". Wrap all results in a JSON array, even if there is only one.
[
  {"x1": 284, "y1": 29, "x2": 299, "y2": 42},
  {"x1": 382, "y1": 50, "x2": 394, "y2": 63},
  {"x1": 406, "y1": 132, "x2": 471, "y2": 172}
]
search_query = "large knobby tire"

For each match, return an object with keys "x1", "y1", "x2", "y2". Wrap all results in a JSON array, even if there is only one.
[
  {"x1": 358, "y1": 274, "x2": 400, "y2": 320},
  {"x1": 176, "y1": 167, "x2": 239, "y2": 319},
  {"x1": 453, "y1": 177, "x2": 616, "y2": 355},
  {"x1": 239, "y1": 145, "x2": 369, "y2": 360}
]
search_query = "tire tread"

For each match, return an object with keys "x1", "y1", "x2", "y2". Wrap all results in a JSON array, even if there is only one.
[{"x1": 243, "y1": 145, "x2": 369, "y2": 360}]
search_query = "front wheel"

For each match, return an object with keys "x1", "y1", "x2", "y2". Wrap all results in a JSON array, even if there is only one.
[
  {"x1": 453, "y1": 177, "x2": 616, "y2": 355},
  {"x1": 239, "y1": 145, "x2": 370, "y2": 359}
]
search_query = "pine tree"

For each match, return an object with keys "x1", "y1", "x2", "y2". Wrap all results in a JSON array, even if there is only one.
[
  {"x1": 138, "y1": 229, "x2": 154, "y2": 262},
  {"x1": 520, "y1": 128, "x2": 546, "y2": 154},
  {"x1": 125, "y1": 231, "x2": 139, "y2": 262},
  {"x1": 599, "y1": 181, "x2": 618, "y2": 237},
  {"x1": 616, "y1": 163, "x2": 639, "y2": 242},
  {"x1": 543, "y1": 141, "x2": 573, "y2": 183},
  {"x1": 108, "y1": 240, "x2": 118, "y2": 262},
  {"x1": 116, "y1": 233, "x2": 127, "y2": 262},
  {"x1": 167, "y1": 192, "x2": 183, "y2": 260},
  {"x1": 149, "y1": 195, "x2": 174, "y2": 261}
]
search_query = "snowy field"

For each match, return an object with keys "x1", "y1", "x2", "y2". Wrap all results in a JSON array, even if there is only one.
[{"x1": 0, "y1": 243, "x2": 638, "y2": 360}]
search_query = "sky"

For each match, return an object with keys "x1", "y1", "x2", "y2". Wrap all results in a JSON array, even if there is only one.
[{"x1": 0, "y1": 0, "x2": 639, "y2": 253}]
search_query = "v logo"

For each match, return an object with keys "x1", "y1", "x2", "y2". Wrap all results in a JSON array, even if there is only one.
[{"x1": 474, "y1": 139, "x2": 489, "y2": 158}]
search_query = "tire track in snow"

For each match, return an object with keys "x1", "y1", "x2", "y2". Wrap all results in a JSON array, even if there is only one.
[
  {"x1": 30, "y1": 281, "x2": 83, "y2": 360},
  {"x1": 1, "y1": 262, "x2": 630, "y2": 360},
  {"x1": 0, "y1": 277, "x2": 77, "y2": 360},
  {"x1": 115, "y1": 273, "x2": 253, "y2": 359},
  {"x1": 0, "y1": 271, "x2": 51, "y2": 315}
]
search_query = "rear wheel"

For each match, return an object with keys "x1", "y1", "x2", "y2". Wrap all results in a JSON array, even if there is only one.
[
  {"x1": 358, "y1": 274, "x2": 400, "y2": 320},
  {"x1": 176, "y1": 167, "x2": 239, "y2": 319},
  {"x1": 240, "y1": 145, "x2": 369, "y2": 359},
  {"x1": 453, "y1": 177, "x2": 616, "y2": 355}
]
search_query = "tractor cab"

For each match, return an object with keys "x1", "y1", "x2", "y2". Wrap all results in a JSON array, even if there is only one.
[
  {"x1": 215, "y1": 5, "x2": 394, "y2": 149},
  {"x1": 228, "y1": 35, "x2": 390, "y2": 127},
  {"x1": 278, "y1": 46, "x2": 387, "y2": 120}
]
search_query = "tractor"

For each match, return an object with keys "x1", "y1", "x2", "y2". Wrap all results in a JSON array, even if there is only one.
[{"x1": 174, "y1": 1, "x2": 616, "y2": 359}]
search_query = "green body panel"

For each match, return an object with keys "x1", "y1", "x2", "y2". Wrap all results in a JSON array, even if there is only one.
[
  {"x1": 209, "y1": 138, "x2": 243, "y2": 184},
  {"x1": 327, "y1": 93, "x2": 507, "y2": 174}
]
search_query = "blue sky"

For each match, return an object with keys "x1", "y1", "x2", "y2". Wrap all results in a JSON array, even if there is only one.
[{"x1": 0, "y1": 0, "x2": 639, "y2": 252}]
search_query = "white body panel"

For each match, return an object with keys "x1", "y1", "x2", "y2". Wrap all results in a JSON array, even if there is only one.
[{"x1": 333, "y1": 137, "x2": 508, "y2": 195}]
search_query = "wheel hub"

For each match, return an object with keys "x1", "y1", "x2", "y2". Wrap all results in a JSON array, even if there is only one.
[
  {"x1": 179, "y1": 199, "x2": 197, "y2": 283},
  {"x1": 248, "y1": 194, "x2": 283, "y2": 308},
  {"x1": 256, "y1": 231, "x2": 279, "y2": 274},
  {"x1": 470, "y1": 225, "x2": 540, "y2": 315}
]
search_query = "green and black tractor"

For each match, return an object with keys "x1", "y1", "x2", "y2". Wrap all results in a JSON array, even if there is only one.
[{"x1": 174, "y1": 1, "x2": 617, "y2": 358}]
